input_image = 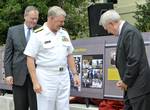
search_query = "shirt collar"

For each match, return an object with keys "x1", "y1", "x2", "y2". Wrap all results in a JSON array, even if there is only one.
[
  {"x1": 24, "y1": 24, "x2": 32, "y2": 29},
  {"x1": 24, "y1": 24, "x2": 28, "y2": 31},
  {"x1": 118, "y1": 20, "x2": 125, "y2": 36},
  {"x1": 24, "y1": 24, "x2": 33, "y2": 32}
]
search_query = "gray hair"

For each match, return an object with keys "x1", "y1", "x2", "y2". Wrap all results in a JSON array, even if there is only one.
[
  {"x1": 24, "y1": 6, "x2": 39, "y2": 16},
  {"x1": 99, "y1": 10, "x2": 121, "y2": 28},
  {"x1": 48, "y1": 6, "x2": 66, "y2": 17}
]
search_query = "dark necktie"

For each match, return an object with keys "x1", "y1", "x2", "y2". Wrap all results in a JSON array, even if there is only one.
[{"x1": 26, "y1": 28, "x2": 31, "y2": 42}]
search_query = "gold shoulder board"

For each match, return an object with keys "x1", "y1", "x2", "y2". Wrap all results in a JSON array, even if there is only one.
[{"x1": 34, "y1": 27, "x2": 43, "y2": 33}]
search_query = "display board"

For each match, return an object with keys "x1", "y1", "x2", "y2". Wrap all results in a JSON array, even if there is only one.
[
  {"x1": 70, "y1": 37, "x2": 105, "y2": 99},
  {"x1": 104, "y1": 41, "x2": 123, "y2": 99}
]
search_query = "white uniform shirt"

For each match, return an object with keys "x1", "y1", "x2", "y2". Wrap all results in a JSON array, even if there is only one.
[{"x1": 24, "y1": 23, "x2": 74, "y2": 67}]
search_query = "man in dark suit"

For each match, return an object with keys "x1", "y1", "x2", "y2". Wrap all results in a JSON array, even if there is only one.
[
  {"x1": 99, "y1": 10, "x2": 150, "y2": 110},
  {"x1": 4, "y1": 6, "x2": 40, "y2": 110}
]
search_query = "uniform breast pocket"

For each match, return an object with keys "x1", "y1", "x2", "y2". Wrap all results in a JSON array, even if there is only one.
[{"x1": 43, "y1": 43, "x2": 55, "y2": 49}]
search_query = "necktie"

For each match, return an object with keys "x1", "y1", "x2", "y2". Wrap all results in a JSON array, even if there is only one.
[{"x1": 26, "y1": 28, "x2": 31, "y2": 42}]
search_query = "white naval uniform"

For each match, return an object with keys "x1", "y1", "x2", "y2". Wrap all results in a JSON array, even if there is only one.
[{"x1": 24, "y1": 24, "x2": 74, "y2": 110}]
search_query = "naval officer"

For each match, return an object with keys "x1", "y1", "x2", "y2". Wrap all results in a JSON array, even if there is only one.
[{"x1": 24, "y1": 6, "x2": 80, "y2": 110}]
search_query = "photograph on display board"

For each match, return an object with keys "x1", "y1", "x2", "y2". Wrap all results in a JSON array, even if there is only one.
[
  {"x1": 110, "y1": 51, "x2": 116, "y2": 66},
  {"x1": 69, "y1": 55, "x2": 82, "y2": 91},
  {"x1": 82, "y1": 55, "x2": 103, "y2": 89}
]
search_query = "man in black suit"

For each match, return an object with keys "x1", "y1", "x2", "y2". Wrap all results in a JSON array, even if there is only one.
[
  {"x1": 99, "y1": 10, "x2": 150, "y2": 110},
  {"x1": 4, "y1": 6, "x2": 39, "y2": 110}
]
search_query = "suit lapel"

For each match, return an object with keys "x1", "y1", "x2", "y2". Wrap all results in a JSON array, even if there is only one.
[
  {"x1": 117, "y1": 22, "x2": 128, "y2": 47},
  {"x1": 115, "y1": 22, "x2": 128, "y2": 67},
  {"x1": 18, "y1": 24, "x2": 41, "y2": 48},
  {"x1": 18, "y1": 24, "x2": 27, "y2": 48}
]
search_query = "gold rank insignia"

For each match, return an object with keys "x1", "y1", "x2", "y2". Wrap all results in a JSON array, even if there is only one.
[
  {"x1": 34, "y1": 27, "x2": 43, "y2": 33},
  {"x1": 62, "y1": 36, "x2": 69, "y2": 42}
]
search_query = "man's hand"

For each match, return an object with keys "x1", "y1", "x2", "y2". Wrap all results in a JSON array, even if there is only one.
[
  {"x1": 116, "y1": 80, "x2": 127, "y2": 91},
  {"x1": 33, "y1": 81, "x2": 42, "y2": 94},
  {"x1": 5, "y1": 76, "x2": 13, "y2": 86}
]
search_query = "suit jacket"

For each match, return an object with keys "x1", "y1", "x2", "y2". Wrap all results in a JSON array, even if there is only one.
[
  {"x1": 116, "y1": 22, "x2": 150, "y2": 99},
  {"x1": 4, "y1": 24, "x2": 40, "y2": 86}
]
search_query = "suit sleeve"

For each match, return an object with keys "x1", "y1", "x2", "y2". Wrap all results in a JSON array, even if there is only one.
[
  {"x1": 4, "y1": 28, "x2": 13, "y2": 77},
  {"x1": 123, "y1": 31, "x2": 142, "y2": 87}
]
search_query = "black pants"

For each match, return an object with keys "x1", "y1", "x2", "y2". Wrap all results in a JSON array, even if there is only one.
[
  {"x1": 13, "y1": 75, "x2": 37, "y2": 110},
  {"x1": 124, "y1": 92, "x2": 150, "y2": 110}
]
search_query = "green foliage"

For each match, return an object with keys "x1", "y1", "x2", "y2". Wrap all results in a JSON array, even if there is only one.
[
  {"x1": 63, "y1": 1, "x2": 89, "y2": 40},
  {"x1": 134, "y1": 2, "x2": 150, "y2": 32},
  {"x1": 0, "y1": 0, "x2": 89, "y2": 45},
  {"x1": 0, "y1": 0, "x2": 22, "y2": 45}
]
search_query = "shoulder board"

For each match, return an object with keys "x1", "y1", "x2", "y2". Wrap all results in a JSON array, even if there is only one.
[{"x1": 34, "y1": 27, "x2": 43, "y2": 33}]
